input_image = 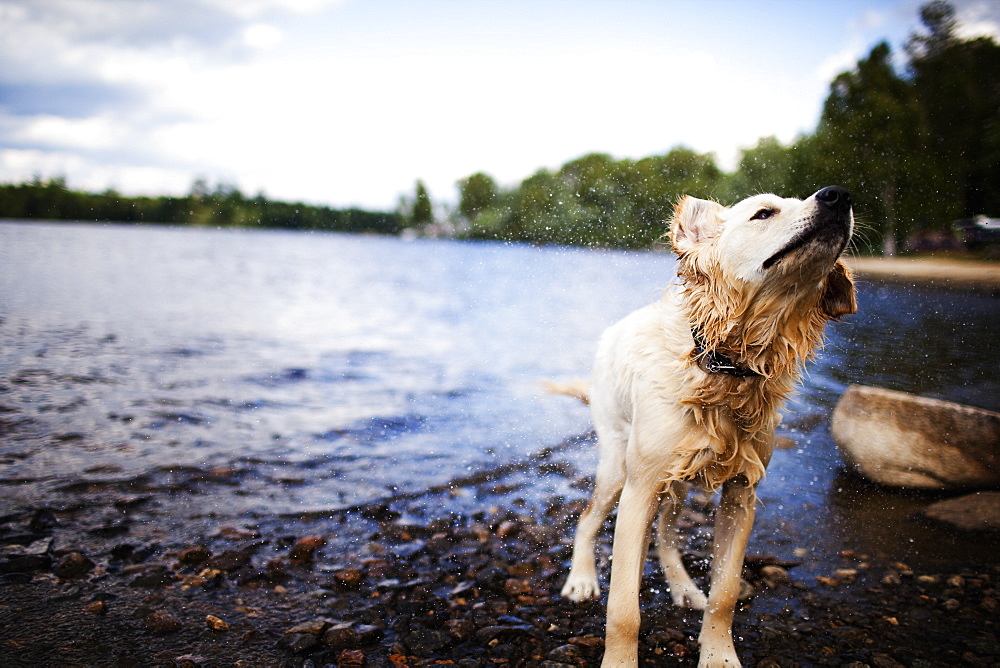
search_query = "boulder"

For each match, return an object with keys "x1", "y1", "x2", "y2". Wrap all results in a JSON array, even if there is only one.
[
  {"x1": 921, "y1": 492, "x2": 1000, "y2": 532},
  {"x1": 832, "y1": 385, "x2": 1000, "y2": 490}
]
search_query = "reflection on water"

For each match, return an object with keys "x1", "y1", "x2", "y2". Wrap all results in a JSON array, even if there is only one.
[{"x1": 1, "y1": 221, "x2": 997, "y2": 570}]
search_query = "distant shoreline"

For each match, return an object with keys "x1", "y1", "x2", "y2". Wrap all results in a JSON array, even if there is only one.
[{"x1": 845, "y1": 256, "x2": 1000, "y2": 294}]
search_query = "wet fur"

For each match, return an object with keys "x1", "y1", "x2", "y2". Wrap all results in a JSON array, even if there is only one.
[{"x1": 552, "y1": 189, "x2": 856, "y2": 667}]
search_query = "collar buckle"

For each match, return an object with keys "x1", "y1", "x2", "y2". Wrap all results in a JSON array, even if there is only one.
[{"x1": 691, "y1": 327, "x2": 761, "y2": 378}]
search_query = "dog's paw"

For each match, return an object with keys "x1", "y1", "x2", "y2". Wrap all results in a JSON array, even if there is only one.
[
  {"x1": 560, "y1": 575, "x2": 600, "y2": 602},
  {"x1": 670, "y1": 584, "x2": 708, "y2": 610},
  {"x1": 697, "y1": 636, "x2": 741, "y2": 668}
]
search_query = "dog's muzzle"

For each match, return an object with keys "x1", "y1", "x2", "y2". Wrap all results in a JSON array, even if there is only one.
[{"x1": 762, "y1": 185, "x2": 853, "y2": 270}]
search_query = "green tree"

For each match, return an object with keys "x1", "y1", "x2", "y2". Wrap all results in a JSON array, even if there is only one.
[
  {"x1": 815, "y1": 42, "x2": 928, "y2": 254},
  {"x1": 457, "y1": 172, "x2": 497, "y2": 221},
  {"x1": 729, "y1": 137, "x2": 798, "y2": 199},
  {"x1": 411, "y1": 179, "x2": 433, "y2": 227},
  {"x1": 907, "y1": 1, "x2": 1000, "y2": 219}
]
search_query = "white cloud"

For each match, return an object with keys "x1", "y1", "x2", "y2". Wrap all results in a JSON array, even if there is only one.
[
  {"x1": 4, "y1": 0, "x2": 980, "y2": 209},
  {"x1": 14, "y1": 114, "x2": 126, "y2": 150},
  {"x1": 954, "y1": 0, "x2": 1000, "y2": 40},
  {"x1": 243, "y1": 23, "x2": 285, "y2": 50}
]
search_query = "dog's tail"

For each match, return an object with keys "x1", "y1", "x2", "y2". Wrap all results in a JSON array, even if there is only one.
[{"x1": 542, "y1": 379, "x2": 591, "y2": 406}]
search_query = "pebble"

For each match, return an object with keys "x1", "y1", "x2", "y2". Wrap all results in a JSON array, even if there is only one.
[
  {"x1": 280, "y1": 632, "x2": 319, "y2": 654},
  {"x1": 284, "y1": 618, "x2": 333, "y2": 635},
  {"x1": 52, "y1": 551, "x2": 95, "y2": 579},
  {"x1": 503, "y1": 578, "x2": 531, "y2": 595},
  {"x1": 144, "y1": 609, "x2": 183, "y2": 634},
  {"x1": 882, "y1": 571, "x2": 903, "y2": 586},
  {"x1": 218, "y1": 526, "x2": 260, "y2": 540},
  {"x1": 3, "y1": 477, "x2": 998, "y2": 667},
  {"x1": 177, "y1": 545, "x2": 212, "y2": 564},
  {"x1": 546, "y1": 644, "x2": 583, "y2": 663},
  {"x1": 206, "y1": 550, "x2": 251, "y2": 572},
  {"x1": 288, "y1": 536, "x2": 326, "y2": 563},
  {"x1": 130, "y1": 565, "x2": 176, "y2": 588},
  {"x1": 322, "y1": 622, "x2": 381, "y2": 648},
  {"x1": 333, "y1": 567, "x2": 362, "y2": 587},
  {"x1": 205, "y1": 614, "x2": 230, "y2": 631},
  {"x1": 84, "y1": 600, "x2": 106, "y2": 615},
  {"x1": 336, "y1": 649, "x2": 365, "y2": 666},
  {"x1": 760, "y1": 565, "x2": 792, "y2": 587}
]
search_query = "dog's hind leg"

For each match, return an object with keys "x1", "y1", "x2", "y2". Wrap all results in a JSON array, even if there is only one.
[
  {"x1": 655, "y1": 483, "x2": 708, "y2": 610},
  {"x1": 697, "y1": 476, "x2": 756, "y2": 668},
  {"x1": 560, "y1": 440, "x2": 625, "y2": 602}
]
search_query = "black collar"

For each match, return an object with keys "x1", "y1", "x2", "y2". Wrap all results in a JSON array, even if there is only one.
[{"x1": 691, "y1": 327, "x2": 761, "y2": 378}]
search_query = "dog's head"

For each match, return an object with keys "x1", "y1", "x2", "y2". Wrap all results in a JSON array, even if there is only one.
[
  {"x1": 669, "y1": 187, "x2": 856, "y2": 380},
  {"x1": 670, "y1": 186, "x2": 857, "y2": 323}
]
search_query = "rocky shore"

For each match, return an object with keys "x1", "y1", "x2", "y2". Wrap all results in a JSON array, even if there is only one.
[
  {"x1": 845, "y1": 256, "x2": 1000, "y2": 294},
  {"x1": 2, "y1": 456, "x2": 998, "y2": 667}
]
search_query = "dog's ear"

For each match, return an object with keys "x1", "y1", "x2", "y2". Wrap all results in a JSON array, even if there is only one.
[
  {"x1": 670, "y1": 196, "x2": 725, "y2": 255},
  {"x1": 821, "y1": 259, "x2": 857, "y2": 319}
]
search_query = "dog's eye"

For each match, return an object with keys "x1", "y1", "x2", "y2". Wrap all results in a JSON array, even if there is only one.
[{"x1": 750, "y1": 208, "x2": 776, "y2": 220}]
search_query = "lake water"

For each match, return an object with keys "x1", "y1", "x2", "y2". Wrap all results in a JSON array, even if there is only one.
[{"x1": 2, "y1": 221, "x2": 998, "y2": 574}]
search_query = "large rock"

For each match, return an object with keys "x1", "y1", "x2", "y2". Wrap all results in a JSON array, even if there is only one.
[
  {"x1": 832, "y1": 385, "x2": 1000, "y2": 490},
  {"x1": 921, "y1": 492, "x2": 1000, "y2": 532}
]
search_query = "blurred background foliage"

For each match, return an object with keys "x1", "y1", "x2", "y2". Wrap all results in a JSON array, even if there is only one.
[
  {"x1": 0, "y1": 176, "x2": 402, "y2": 235},
  {"x1": 453, "y1": 1, "x2": 999, "y2": 254},
  {"x1": 1, "y1": 2, "x2": 997, "y2": 255}
]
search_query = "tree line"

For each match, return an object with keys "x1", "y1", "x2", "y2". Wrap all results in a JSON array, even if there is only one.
[
  {"x1": 2, "y1": 2, "x2": 996, "y2": 254},
  {"x1": 0, "y1": 177, "x2": 402, "y2": 235},
  {"x1": 443, "y1": 1, "x2": 998, "y2": 254}
]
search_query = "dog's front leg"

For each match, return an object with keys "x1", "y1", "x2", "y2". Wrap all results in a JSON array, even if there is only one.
[
  {"x1": 561, "y1": 465, "x2": 624, "y2": 601},
  {"x1": 602, "y1": 475, "x2": 660, "y2": 667},
  {"x1": 697, "y1": 476, "x2": 756, "y2": 668}
]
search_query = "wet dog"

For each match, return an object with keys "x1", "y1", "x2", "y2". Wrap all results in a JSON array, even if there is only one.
[{"x1": 549, "y1": 187, "x2": 856, "y2": 666}]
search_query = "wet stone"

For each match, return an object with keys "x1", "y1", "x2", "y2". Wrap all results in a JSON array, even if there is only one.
[
  {"x1": 358, "y1": 504, "x2": 400, "y2": 522},
  {"x1": 404, "y1": 628, "x2": 450, "y2": 653},
  {"x1": 0, "y1": 554, "x2": 51, "y2": 573},
  {"x1": 53, "y1": 551, "x2": 95, "y2": 578},
  {"x1": 85, "y1": 600, "x2": 107, "y2": 615},
  {"x1": 177, "y1": 545, "x2": 211, "y2": 565},
  {"x1": 445, "y1": 618, "x2": 475, "y2": 640},
  {"x1": 336, "y1": 649, "x2": 365, "y2": 666},
  {"x1": 474, "y1": 624, "x2": 534, "y2": 644},
  {"x1": 206, "y1": 549, "x2": 251, "y2": 572},
  {"x1": 760, "y1": 565, "x2": 792, "y2": 587},
  {"x1": 0, "y1": 572, "x2": 33, "y2": 585},
  {"x1": 322, "y1": 622, "x2": 382, "y2": 648},
  {"x1": 218, "y1": 526, "x2": 260, "y2": 541},
  {"x1": 130, "y1": 565, "x2": 175, "y2": 588},
  {"x1": 503, "y1": 578, "x2": 531, "y2": 595},
  {"x1": 547, "y1": 644, "x2": 584, "y2": 663},
  {"x1": 280, "y1": 632, "x2": 320, "y2": 654},
  {"x1": 288, "y1": 535, "x2": 326, "y2": 563},
  {"x1": 144, "y1": 609, "x2": 183, "y2": 634},
  {"x1": 205, "y1": 614, "x2": 230, "y2": 631},
  {"x1": 871, "y1": 653, "x2": 906, "y2": 668},
  {"x1": 332, "y1": 567, "x2": 362, "y2": 587},
  {"x1": 284, "y1": 618, "x2": 333, "y2": 635}
]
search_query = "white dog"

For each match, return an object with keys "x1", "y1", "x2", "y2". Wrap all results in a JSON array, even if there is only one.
[{"x1": 549, "y1": 186, "x2": 856, "y2": 667}]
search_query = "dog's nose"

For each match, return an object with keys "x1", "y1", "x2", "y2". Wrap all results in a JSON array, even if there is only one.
[{"x1": 815, "y1": 185, "x2": 851, "y2": 211}]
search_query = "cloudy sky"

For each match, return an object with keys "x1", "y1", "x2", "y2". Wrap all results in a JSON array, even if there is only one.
[{"x1": 1, "y1": 0, "x2": 998, "y2": 211}]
